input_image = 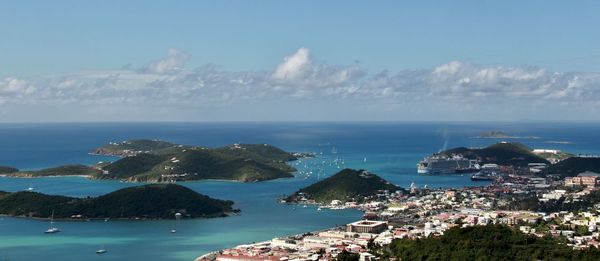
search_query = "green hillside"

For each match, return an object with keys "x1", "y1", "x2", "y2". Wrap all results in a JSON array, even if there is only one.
[
  {"x1": 441, "y1": 142, "x2": 548, "y2": 166},
  {"x1": 381, "y1": 225, "x2": 600, "y2": 260},
  {"x1": 8, "y1": 164, "x2": 101, "y2": 177},
  {"x1": 286, "y1": 169, "x2": 401, "y2": 203},
  {"x1": 546, "y1": 157, "x2": 600, "y2": 177},
  {"x1": 0, "y1": 184, "x2": 235, "y2": 219},
  {"x1": 5, "y1": 139, "x2": 302, "y2": 183}
]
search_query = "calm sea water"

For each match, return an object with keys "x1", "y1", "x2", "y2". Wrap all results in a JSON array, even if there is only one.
[{"x1": 1, "y1": 122, "x2": 599, "y2": 260}]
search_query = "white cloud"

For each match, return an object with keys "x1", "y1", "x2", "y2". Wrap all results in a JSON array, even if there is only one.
[
  {"x1": 2, "y1": 48, "x2": 600, "y2": 121},
  {"x1": 141, "y1": 48, "x2": 191, "y2": 74},
  {"x1": 272, "y1": 47, "x2": 311, "y2": 80}
]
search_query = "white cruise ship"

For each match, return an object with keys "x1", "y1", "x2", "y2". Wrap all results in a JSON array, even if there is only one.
[{"x1": 417, "y1": 154, "x2": 479, "y2": 174}]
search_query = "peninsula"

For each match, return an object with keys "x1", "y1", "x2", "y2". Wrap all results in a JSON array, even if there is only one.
[
  {"x1": 0, "y1": 184, "x2": 236, "y2": 219},
  {"x1": 3, "y1": 139, "x2": 309, "y2": 182}
]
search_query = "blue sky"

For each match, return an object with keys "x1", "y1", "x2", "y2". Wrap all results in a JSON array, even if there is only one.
[{"x1": 1, "y1": 1, "x2": 600, "y2": 122}]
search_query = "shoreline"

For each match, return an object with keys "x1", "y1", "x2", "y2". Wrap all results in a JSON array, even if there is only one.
[
  {"x1": 0, "y1": 211, "x2": 237, "y2": 222},
  {"x1": 0, "y1": 174, "x2": 296, "y2": 183}
]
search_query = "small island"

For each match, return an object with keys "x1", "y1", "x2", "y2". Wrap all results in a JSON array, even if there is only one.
[
  {"x1": 284, "y1": 168, "x2": 402, "y2": 204},
  {"x1": 2, "y1": 139, "x2": 311, "y2": 183},
  {"x1": 0, "y1": 184, "x2": 236, "y2": 219},
  {"x1": 475, "y1": 131, "x2": 540, "y2": 139}
]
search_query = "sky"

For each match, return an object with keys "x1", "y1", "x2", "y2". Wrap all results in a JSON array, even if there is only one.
[{"x1": 1, "y1": 0, "x2": 600, "y2": 122}]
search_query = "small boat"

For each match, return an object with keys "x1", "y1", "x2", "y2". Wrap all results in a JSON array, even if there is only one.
[
  {"x1": 44, "y1": 210, "x2": 60, "y2": 234},
  {"x1": 317, "y1": 207, "x2": 322, "y2": 211},
  {"x1": 96, "y1": 245, "x2": 107, "y2": 254},
  {"x1": 170, "y1": 229, "x2": 177, "y2": 233},
  {"x1": 26, "y1": 187, "x2": 34, "y2": 191}
]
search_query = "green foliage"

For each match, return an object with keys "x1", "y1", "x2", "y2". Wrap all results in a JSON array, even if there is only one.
[
  {"x1": 0, "y1": 166, "x2": 19, "y2": 174},
  {"x1": 382, "y1": 225, "x2": 600, "y2": 261},
  {"x1": 336, "y1": 250, "x2": 359, "y2": 261},
  {"x1": 0, "y1": 184, "x2": 234, "y2": 219},
  {"x1": 289, "y1": 169, "x2": 400, "y2": 203},
  {"x1": 98, "y1": 140, "x2": 298, "y2": 182},
  {"x1": 442, "y1": 142, "x2": 548, "y2": 166},
  {"x1": 101, "y1": 153, "x2": 167, "y2": 179},
  {"x1": 19, "y1": 164, "x2": 100, "y2": 177},
  {"x1": 546, "y1": 157, "x2": 600, "y2": 177}
]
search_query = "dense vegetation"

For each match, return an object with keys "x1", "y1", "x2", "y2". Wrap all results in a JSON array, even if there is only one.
[
  {"x1": 546, "y1": 157, "x2": 600, "y2": 177},
  {"x1": 381, "y1": 225, "x2": 600, "y2": 261},
  {"x1": 95, "y1": 140, "x2": 300, "y2": 182},
  {"x1": 287, "y1": 169, "x2": 401, "y2": 203},
  {"x1": 0, "y1": 184, "x2": 235, "y2": 219},
  {"x1": 0, "y1": 166, "x2": 19, "y2": 174},
  {"x1": 503, "y1": 189, "x2": 600, "y2": 213},
  {"x1": 441, "y1": 142, "x2": 548, "y2": 166}
]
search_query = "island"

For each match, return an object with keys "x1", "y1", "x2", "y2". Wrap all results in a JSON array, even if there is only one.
[
  {"x1": 475, "y1": 131, "x2": 540, "y2": 139},
  {"x1": 0, "y1": 184, "x2": 236, "y2": 219},
  {"x1": 284, "y1": 168, "x2": 402, "y2": 204},
  {"x1": 3, "y1": 139, "x2": 310, "y2": 182}
]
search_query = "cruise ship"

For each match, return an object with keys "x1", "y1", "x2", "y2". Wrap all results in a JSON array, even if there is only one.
[{"x1": 417, "y1": 154, "x2": 479, "y2": 174}]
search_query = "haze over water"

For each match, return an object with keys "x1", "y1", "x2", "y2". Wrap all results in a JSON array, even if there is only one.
[{"x1": 1, "y1": 122, "x2": 600, "y2": 260}]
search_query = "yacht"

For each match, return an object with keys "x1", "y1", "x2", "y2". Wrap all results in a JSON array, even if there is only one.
[
  {"x1": 96, "y1": 245, "x2": 107, "y2": 254},
  {"x1": 44, "y1": 211, "x2": 60, "y2": 234}
]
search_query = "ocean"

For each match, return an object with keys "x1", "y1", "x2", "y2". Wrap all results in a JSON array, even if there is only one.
[{"x1": 1, "y1": 122, "x2": 599, "y2": 260}]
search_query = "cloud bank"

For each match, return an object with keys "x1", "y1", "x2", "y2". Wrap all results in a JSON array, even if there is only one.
[{"x1": 1, "y1": 48, "x2": 600, "y2": 122}]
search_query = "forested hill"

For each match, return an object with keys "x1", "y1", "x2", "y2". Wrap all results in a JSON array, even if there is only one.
[
  {"x1": 286, "y1": 169, "x2": 401, "y2": 203},
  {"x1": 440, "y1": 142, "x2": 548, "y2": 166},
  {"x1": 0, "y1": 184, "x2": 236, "y2": 219}
]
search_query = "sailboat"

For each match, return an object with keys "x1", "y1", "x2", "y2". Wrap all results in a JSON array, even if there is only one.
[
  {"x1": 96, "y1": 245, "x2": 107, "y2": 254},
  {"x1": 44, "y1": 210, "x2": 60, "y2": 234}
]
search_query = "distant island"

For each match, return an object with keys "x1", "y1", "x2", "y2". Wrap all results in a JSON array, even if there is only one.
[
  {"x1": 2, "y1": 139, "x2": 311, "y2": 182},
  {"x1": 0, "y1": 184, "x2": 236, "y2": 219},
  {"x1": 475, "y1": 131, "x2": 541, "y2": 139},
  {"x1": 284, "y1": 168, "x2": 402, "y2": 204}
]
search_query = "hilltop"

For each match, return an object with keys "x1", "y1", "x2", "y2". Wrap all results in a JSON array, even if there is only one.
[
  {"x1": 0, "y1": 184, "x2": 236, "y2": 219},
  {"x1": 3, "y1": 139, "x2": 305, "y2": 183},
  {"x1": 285, "y1": 169, "x2": 401, "y2": 203},
  {"x1": 441, "y1": 142, "x2": 548, "y2": 166}
]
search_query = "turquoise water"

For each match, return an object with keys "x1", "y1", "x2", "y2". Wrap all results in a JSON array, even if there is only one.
[{"x1": 1, "y1": 122, "x2": 599, "y2": 260}]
